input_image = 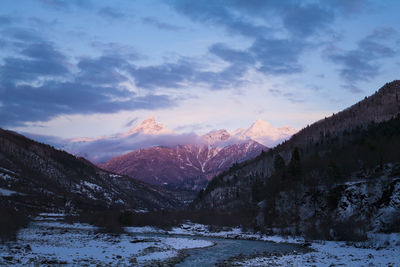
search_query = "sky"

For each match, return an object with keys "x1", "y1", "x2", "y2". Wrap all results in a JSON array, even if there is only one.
[{"x1": 0, "y1": 0, "x2": 399, "y2": 139}]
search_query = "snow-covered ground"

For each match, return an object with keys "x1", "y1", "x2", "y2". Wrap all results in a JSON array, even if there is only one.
[
  {"x1": 1, "y1": 217, "x2": 399, "y2": 266},
  {"x1": 0, "y1": 187, "x2": 18, "y2": 196},
  {"x1": 0, "y1": 216, "x2": 213, "y2": 266},
  {"x1": 233, "y1": 235, "x2": 400, "y2": 266},
  {"x1": 129, "y1": 223, "x2": 400, "y2": 266},
  {"x1": 127, "y1": 223, "x2": 304, "y2": 244}
]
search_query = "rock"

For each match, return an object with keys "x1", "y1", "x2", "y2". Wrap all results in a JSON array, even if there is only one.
[{"x1": 2, "y1": 256, "x2": 13, "y2": 261}]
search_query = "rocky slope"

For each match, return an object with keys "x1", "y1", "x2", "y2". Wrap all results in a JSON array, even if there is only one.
[
  {"x1": 193, "y1": 80, "x2": 400, "y2": 237},
  {"x1": 100, "y1": 131, "x2": 267, "y2": 190},
  {"x1": 288, "y1": 80, "x2": 400, "y2": 147},
  {"x1": 0, "y1": 128, "x2": 191, "y2": 214}
]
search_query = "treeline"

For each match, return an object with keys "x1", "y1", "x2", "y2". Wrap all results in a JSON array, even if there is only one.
[
  {"x1": 0, "y1": 200, "x2": 32, "y2": 242},
  {"x1": 67, "y1": 206, "x2": 258, "y2": 234},
  {"x1": 195, "y1": 114, "x2": 400, "y2": 241},
  {"x1": 250, "y1": 114, "x2": 400, "y2": 240}
]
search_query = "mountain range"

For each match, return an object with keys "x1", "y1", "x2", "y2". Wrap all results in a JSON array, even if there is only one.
[
  {"x1": 25, "y1": 117, "x2": 295, "y2": 190},
  {"x1": 96, "y1": 118, "x2": 296, "y2": 190},
  {"x1": 99, "y1": 130, "x2": 266, "y2": 190},
  {"x1": 58, "y1": 117, "x2": 296, "y2": 163}
]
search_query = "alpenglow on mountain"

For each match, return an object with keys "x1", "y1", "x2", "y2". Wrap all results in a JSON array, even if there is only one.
[
  {"x1": 120, "y1": 116, "x2": 173, "y2": 136},
  {"x1": 95, "y1": 117, "x2": 295, "y2": 190},
  {"x1": 233, "y1": 119, "x2": 297, "y2": 146},
  {"x1": 99, "y1": 128, "x2": 268, "y2": 190},
  {"x1": 27, "y1": 117, "x2": 296, "y2": 190},
  {"x1": 41, "y1": 117, "x2": 295, "y2": 163}
]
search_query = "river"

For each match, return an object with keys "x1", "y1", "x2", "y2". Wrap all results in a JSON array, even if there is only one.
[{"x1": 142, "y1": 232, "x2": 306, "y2": 266}]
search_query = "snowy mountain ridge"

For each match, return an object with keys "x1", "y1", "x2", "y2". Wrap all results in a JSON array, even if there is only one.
[
  {"x1": 233, "y1": 119, "x2": 297, "y2": 146},
  {"x1": 99, "y1": 138, "x2": 266, "y2": 190},
  {"x1": 35, "y1": 117, "x2": 295, "y2": 164},
  {"x1": 68, "y1": 117, "x2": 295, "y2": 148},
  {"x1": 97, "y1": 118, "x2": 291, "y2": 190},
  {"x1": 120, "y1": 116, "x2": 173, "y2": 137}
]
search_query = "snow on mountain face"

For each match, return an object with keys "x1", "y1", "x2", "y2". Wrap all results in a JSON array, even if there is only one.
[
  {"x1": 37, "y1": 117, "x2": 294, "y2": 168},
  {"x1": 99, "y1": 125, "x2": 269, "y2": 191},
  {"x1": 201, "y1": 129, "x2": 230, "y2": 145},
  {"x1": 100, "y1": 139, "x2": 267, "y2": 190},
  {"x1": 121, "y1": 116, "x2": 173, "y2": 136},
  {"x1": 233, "y1": 119, "x2": 297, "y2": 147}
]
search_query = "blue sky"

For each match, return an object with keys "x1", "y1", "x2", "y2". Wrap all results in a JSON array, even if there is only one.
[{"x1": 0, "y1": 0, "x2": 399, "y2": 138}]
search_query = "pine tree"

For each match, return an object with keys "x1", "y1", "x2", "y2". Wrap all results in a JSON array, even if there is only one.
[
  {"x1": 289, "y1": 147, "x2": 302, "y2": 181},
  {"x1": 273, "y1": 154, "x2": 285, "y2": 172}
]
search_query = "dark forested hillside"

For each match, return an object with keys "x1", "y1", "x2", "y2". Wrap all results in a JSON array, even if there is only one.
[
  {"x1": 194, "y1": 81, "x2": 400, "y2": 239},
  {"x1": 0, "y1": 128, "x2": 188, "y2": 215}
]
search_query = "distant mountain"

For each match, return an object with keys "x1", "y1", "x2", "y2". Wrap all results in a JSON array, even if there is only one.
[
  {"x1": 26, "y1": 117, "x2": 294, "y2": 164},
  {"x1": 233, "y1": 119, "x2": 296, "y2": 146},
  {"x1": 119, "y1": 116, "x2": 173, "y2": 137},
  {"x1": 100, "y1": 129, "x2": 267, "y2": 190},
  {"x1": 0, "y1": 128, "x2": 192, "y2": 214}
]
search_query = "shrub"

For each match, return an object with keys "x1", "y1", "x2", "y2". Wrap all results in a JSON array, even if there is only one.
[
  {"x1": 0, "y1": 203, "x2": 31, "y2": 242},
  {"x1": 332, "y1": 217, "x2": 368, "y2": 242}
]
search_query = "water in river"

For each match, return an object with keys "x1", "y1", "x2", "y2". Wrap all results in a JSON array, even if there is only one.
[{"x1": 173, "y1": 235, "x2": 304, "y2": 266}]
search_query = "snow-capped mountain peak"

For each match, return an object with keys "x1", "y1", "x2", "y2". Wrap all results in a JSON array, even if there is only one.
[
  {"x1": 201, "y1": 129, "x2": 230, "y2": 144},
  {"x1": 233, "y1": 119, "x2": 296, "y2": 147},
  {"x1": 246, "y1": 119, "x2": 273, "y2": 135},
  {"x1": 122, "y1": 116, "x2": 173, "y2": 136}
]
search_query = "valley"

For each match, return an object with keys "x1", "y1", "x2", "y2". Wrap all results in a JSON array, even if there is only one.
[
  {"x1": 1, "y1": 1, "x2": 400, "y2": 265},
  {"x1": 2, "y1": 81, "x2": 400, "y2": 266}
]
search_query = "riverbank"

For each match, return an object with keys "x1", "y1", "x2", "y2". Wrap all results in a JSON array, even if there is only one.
[
  {"x1": 229, "y1": 234, "x2": 400, "y2": 266},
  {"x1": 129, "y1": 222, "x2": 400, "y2": 266},
  {"x1": 0, "y1": 216, "x2": 214, "y2": 266},
  {"x1": 1, "y1": 216, "x2": 398, "y2": 266}
]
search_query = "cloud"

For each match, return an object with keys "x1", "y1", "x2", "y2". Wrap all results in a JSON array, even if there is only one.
[
  {"x1": 66, "y1": 132, "x2": 203, "y2": 163},
  {"x1": 39, "y1": 0, "x2": 92, "y2": 12},
  {"x1": 125, "y1": 117, "x2": 138, "y2": 128},
  {"x1": 0, "y1": 38, "x2": 177, "y2": 127},
  {"x1": 0, "y1": 15, "x2": 13, "y2": 26},
  {"x1": 281, "y1": 3, "x2": 334, "y2": 37},
  {"x1": 142, "y1": 17, "x2": 183, "y2": 31},
  {"x1": 125, "y1": 37, "x2": 305, "y2": 90},
  {"x1": 2, "y1": 27, "x2": 44, "y2": 42},
  {"x1": 167, "y1": 0, "x2": 273, "y2": 39},
  {"x1": 166, "y1": 1, "x2": 355, "y2": 39},
  {"x1": 90, "y1": 41, "x2": 139, "y2": 60},
  {"x1": 0, "y1": 81, "x2": 175, "y2": 126},
  {"x1": 207, "y1": 37, "x2": 305, "y2": 81},
  {"x1": 97, "y1": 6, "x2": 126, "y2": 20},
  {"x1": 267, "y1": 87, "x2": 304, "y2": 103},
  {"x1": 165, "y1": 0, "x2": 335, "y2": 85},
  {"x1": 209, "y1": 43, "x2": 254, "y2": 65},
  {"x1": 0, "y1": 42, "x2": 69, "y2": 83},
  {"x1": 76, "y1": 55, "x2": 131, "y2": 85},
  {"x1": 325, "y1": 0, "x2": 370, "y2": 15},
  {"x1": 250, "y1": 38, "x2": 305, "y2": 74},
  {"x1": 28, "y1": 17, "x2": 60, "y2": 28},
  {"x1": 324, "y1": 27, "x2": 398, "y2": 92},
  {"x1": 130, "y1": 59, "x2": 197, "y2": 89},
  {"x1": 163, "y1": 0, "x2": 374, "y2": 87}
]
